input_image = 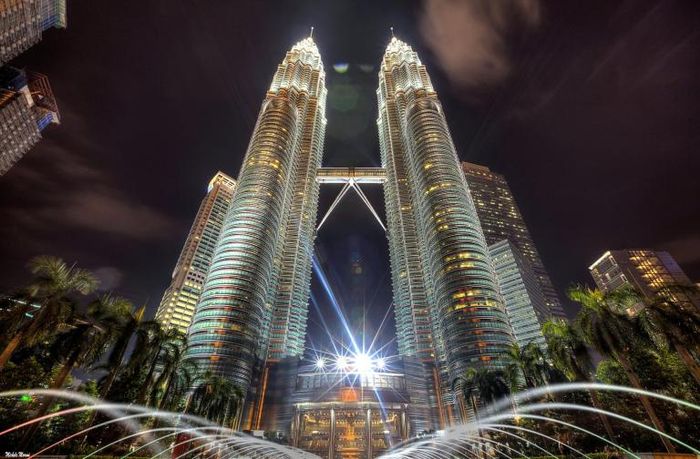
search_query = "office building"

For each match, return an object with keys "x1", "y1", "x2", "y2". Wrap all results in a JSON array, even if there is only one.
[
  {"x1": 378, "y1": 37, "x2": 514, "y2": 423},
  {"x1": 1, "y1": 0, "x2": 67, "y2": 65},
  {"x1": 182, "y1": 35, "x2": 521, "y2": 450},
  {"x1": 0, "y1": 66, "x2": 59, "y2": 175},
  {"x1": 489, "y1": 239, "x2": 548, "y2": 351},
  {"x1": 589, "y1": 249, "x2": 699, "y2": 311},
  {"x1": 462, "y1": 161, "x2": 566, "y2": 319},
  {"x1": 183, "y1": 35, "x2": 327, "y2": 391},
  {"x1": 154, "y1": 172, "x2": 236, "y2": 335}
]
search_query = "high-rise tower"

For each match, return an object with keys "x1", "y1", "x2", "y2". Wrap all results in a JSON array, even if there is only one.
[
  {"x1": 1, "y1": 0, "x2": 67, "y2": 65},
  {"x1": 184, "y1": 36, "x2": 326, "y2": 391},
  {"x1": 0, "y1": 66, "x2": 59, "y2": 175},
  {"x1": 589, "y1": 249, "x2": 699, "y2": 312},
  {"x1": 489, "y1": 240, "x2": 548, "y2": 352},
  {"x1": 1, "y1": 0, "x2": 66, "y2": 175},
  {"x1": 267, "y1": 38, "x2": 327, "y2": 360},
  {"x1": 377, "y1": 37, "x2": 514, "y2": 420},
  {"x1": 462, "y1": 161, "x2": 566, "y2": 319},
  {"x1": 155, "y1": 172, "x2": 236, "y2": 335},
  {"x1": 377, "y1": 40, "x2": 434, "y2": 363}
]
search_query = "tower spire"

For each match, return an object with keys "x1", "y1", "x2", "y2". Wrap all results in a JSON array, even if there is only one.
[
  {"x1": 390, "y1": 26, "x2": 394, "y2": 39},
  {"x1": 309, "y1": 26, "x2": 314, "y2": 39}
]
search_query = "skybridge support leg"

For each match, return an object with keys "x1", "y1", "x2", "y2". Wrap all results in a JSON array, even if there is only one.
[
  {"x1": 352, "y1": 183, "x2": 387, "y2": 232},
  {"x1": 317, "y1": 181, "x2": 351, "y2": 232}
]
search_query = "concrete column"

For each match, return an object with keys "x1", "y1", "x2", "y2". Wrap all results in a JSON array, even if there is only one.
[
  {"x1": 401, "y1": 408, "x2": 408, "y2": 440},
  {"x1": 366, "y1": 408, "x2": 372, "y2": 459},
  {"x1": 292, "y1": 410, "x2": 302, "y2": 448},
  {"x1": 328, "y1": 407, "x2": 336, "y2": 459}
]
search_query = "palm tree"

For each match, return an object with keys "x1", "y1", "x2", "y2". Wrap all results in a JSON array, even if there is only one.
[
  {"x1": 452, "y1": 367, "x2": 511, "y2": 420},
  {"x1": 636, "y1": 289, "x2": 700, "y2": 385},
  {"x1": 96, "y1": 300, "x2": 150, "y2": 400},
  {"x1": 570, "y1": 285, "x2": 676, "y2": 453},
  {"x1": 452, "y1": 367, "x2": 509, "y2": 459},
  {"x1": 187, "y1": 372, "x2": 245, "y2": 428},
  {"x1": 153, "y1": 338, "x2": 198, "y2": 411},
  {"x1": 502, "y1": 342, "x2": 547, "y2": 388},
  {"x1": 20, "y1": 293, "x2": 125, "y2": 446},
  {"x1": 542, "y1": 318, "x2": 615, "y2": 440},
  {"x1": 524, "y1": 342, "x2": 549, "y2": 384},
  {"x1": 50, "y1": 295, "x2": 124, "y2": 390},
  {"x1": 82, "y1": 298, "x2": 150, "y2": 433},
  {"x1": 0, "y1": 256, "x2": 98, "y2": 371},
  {"x1": 135, "y1": 325, "x2": 186, "y2": 406},
  {"x1": 502, "y1": 363, "x2": 522, "y2": 395}
]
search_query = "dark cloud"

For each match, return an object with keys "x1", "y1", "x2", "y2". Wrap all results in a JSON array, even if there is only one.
[
  {"x1": 0, "y1": 135, "x2": 177, "y2": 241},
  {"x1": 22, "y1": 189, "x2": 174, "y2": 240},
  {"x1": 93, "y1": 266, "x2": 125, "y2": 291},
  {"x1": 419, "y1": 0, "x2": 541, "y2": 91},
  {"x1": 0, "y1": 103, "x2": 182, "y2": 302}
]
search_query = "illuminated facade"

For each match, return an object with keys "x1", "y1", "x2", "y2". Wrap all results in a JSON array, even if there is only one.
[
  {"x1": 257, "y1": 357, "x2": 436, "y2": 458},
  {"x1": 182, "y1": 36, "x2": 520, "y2": 450},
  {"x1": 0, "y1": 0, "x2": 67, "y2": 65},
  {"x1": 290, "y1": 366, "x2": 410, "y2": 458},
  {"x1": 184, "y1": 36, "x2": 327, "y2": 389},
  {"x1": 489, "y1": 240, "x2": 548, "y2": 352},
  {"x1": 0, "y1": 66, "x2": 59, "y2": 175},
  {"x1": 268, "y1": 36, "x2": 327, "y2": 360},
  {"x1": 155, "y1": 172, "x2": 236, "y2": 335},
  {"x1": 589, "y1": 249, "x2": 699, "y2": 312},
  {"x1": 377, "y1": 38, "x2": 514, "y2": 420},
  {"x1": 462, "y1": 161, "x2": 566, "y2": 319}
]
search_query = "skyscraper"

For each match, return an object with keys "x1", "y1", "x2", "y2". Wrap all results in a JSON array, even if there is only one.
[
  {"x1": 0, "y1": 0, "x2": 67, "y2": 65},
  {"x1": 155, "y1": 172, "x2": 236, "y2": 335},
  {"x1": 589, "y1": 249, "x2": 699, "y2": 311},
  {"x1": 181, "y1": 35, "x2": 518, "y2": 439},
  {"x1": 0, "y1": 66, "x2": 59, "y2": 175},
  {"x1": 462, "y1": 161, "x2": 566, "y2": 319},
  {"x1": 267, "y1": 38, "x2": 327, "y2": 360},
  {"x1": 184, "y1": 36, "x2": 326, "y2": 391},
  {"x1": 378, "y1": 37, "x2": 514, "y2": 420},
  {"x1": 489, "y1": 239, "x2": 548, "y2": 352}
]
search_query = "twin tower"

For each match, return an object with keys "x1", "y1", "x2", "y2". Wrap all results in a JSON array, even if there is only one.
[{"x1": 183, "y1": 35, "x2": 514, "y2": 422}]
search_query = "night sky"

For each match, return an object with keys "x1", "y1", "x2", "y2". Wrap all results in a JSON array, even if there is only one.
[{"x1": 1, "y1": 1, "x2": 699, "y2": 354}]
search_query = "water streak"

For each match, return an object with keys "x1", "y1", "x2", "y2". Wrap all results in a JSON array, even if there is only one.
[{"x1": 1, "y1": 383, "x2": 697, "y2": 458}]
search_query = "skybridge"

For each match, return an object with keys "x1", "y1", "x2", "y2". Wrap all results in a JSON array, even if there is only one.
[
  {"x1": 316, "y1": 166, "x2": 386, "y2": 184},
  {"x1": 316, "y1": 167, "x2": 387, "y2": 232}
]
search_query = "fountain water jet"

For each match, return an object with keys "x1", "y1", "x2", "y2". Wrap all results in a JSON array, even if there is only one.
[
  {"x1": 482, "y1": 424, "x2": 588, "y2": 458},
  {"x1": 1, "y1": 383, "x2": 698, "y2": 458}
]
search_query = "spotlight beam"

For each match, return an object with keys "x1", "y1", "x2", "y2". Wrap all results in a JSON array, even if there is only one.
[
  {"x1": 372, "y1": 336, "x2": 397, "y2": 356},
  {"x1": 312, "y1": 253, "x2": 360, "y2": 354},
  {"x1": 367, "y1": 299, "x2": 395, "y2": 356},
  {"x1": 309, "y1": 292, "x2": 341, "y2": 355}
]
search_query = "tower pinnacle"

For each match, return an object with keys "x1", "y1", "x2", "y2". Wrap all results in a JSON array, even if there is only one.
[{"x1": 309, "y1": 26, "x2": 314, "y2": 38}]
